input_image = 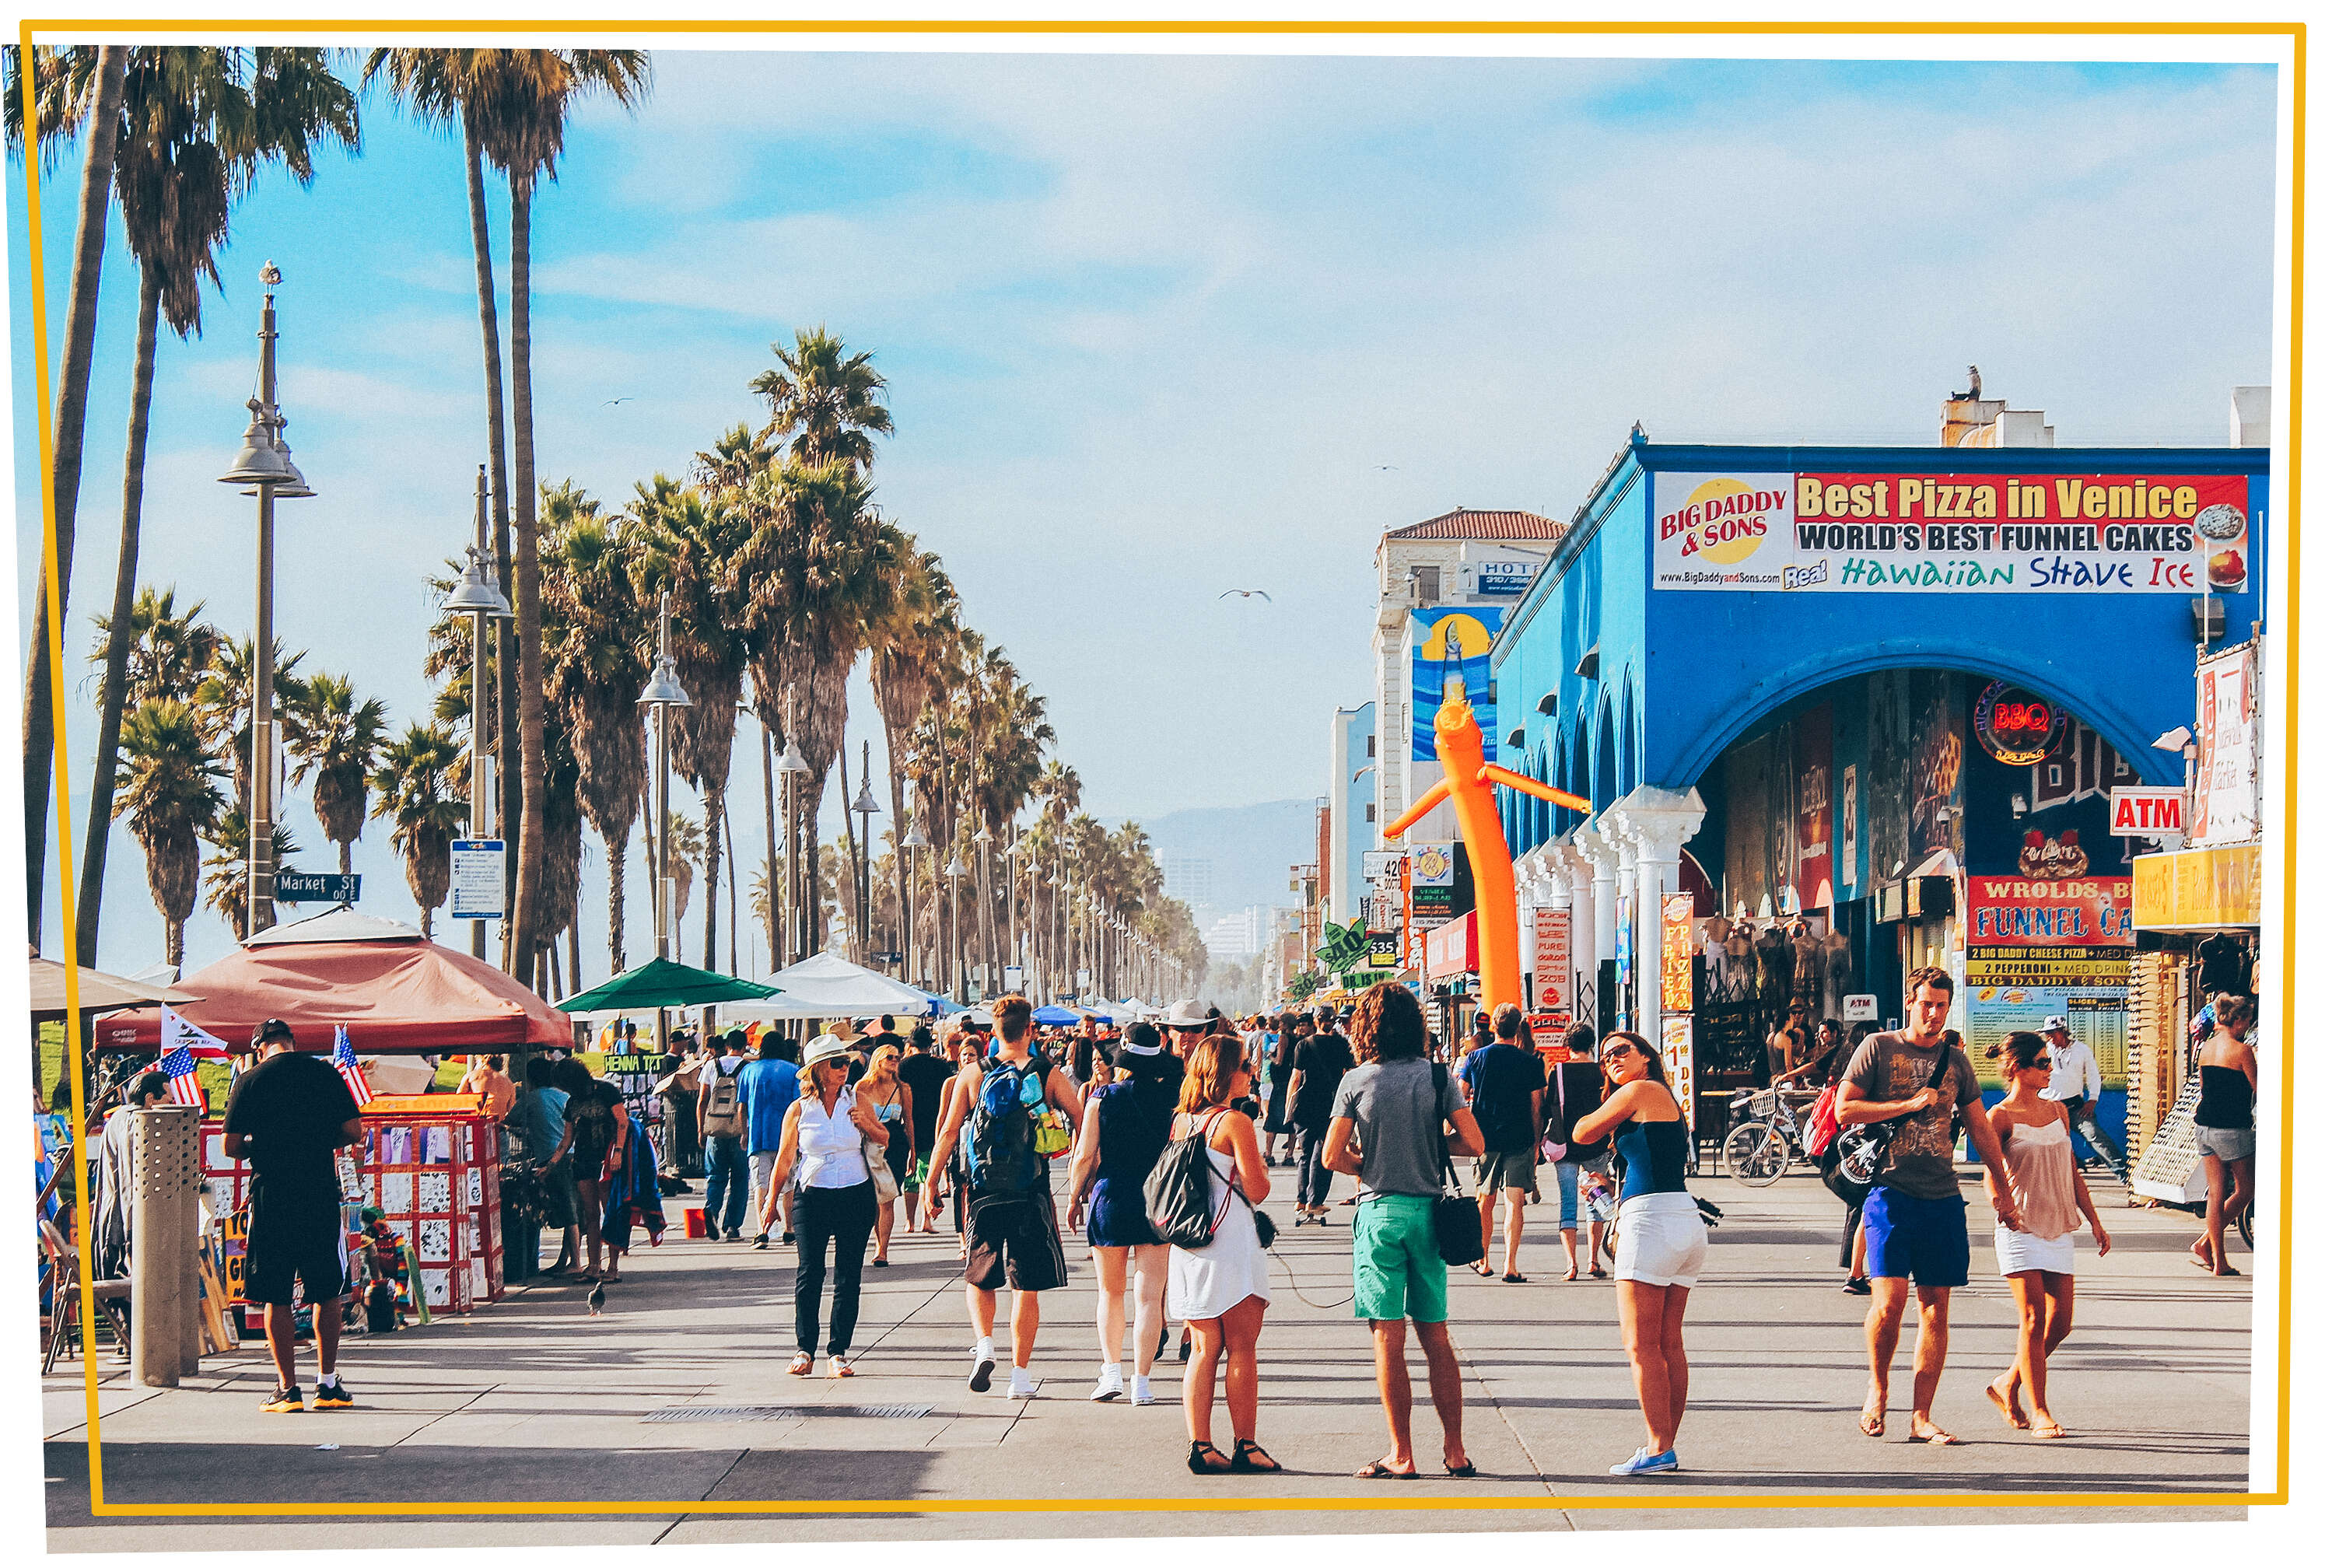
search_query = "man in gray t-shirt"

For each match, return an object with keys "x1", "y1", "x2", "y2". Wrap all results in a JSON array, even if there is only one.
[
  {"x1": 1330, "y1": 1056, "x2": 1468, "y2": 1198},
  {"x1": 1839, "y1": 1030, "x2": 1982, "y2": 1202}
]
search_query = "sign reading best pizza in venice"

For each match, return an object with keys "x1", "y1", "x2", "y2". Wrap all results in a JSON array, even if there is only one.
[{"x1": 1652, "y1": 471, "x2": 2251, "y2": 595}]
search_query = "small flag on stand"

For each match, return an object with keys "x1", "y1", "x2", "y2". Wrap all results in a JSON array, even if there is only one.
[
  {"x1": 333, "y1": 1026, "x2": 376, "y2": 1107},
  {"x1": 160, "y1": 1003, "x2": 231, "y2": 1058},
  {"x1": 157, "y1": 1044, "x2": 205, "y2": 1110}
]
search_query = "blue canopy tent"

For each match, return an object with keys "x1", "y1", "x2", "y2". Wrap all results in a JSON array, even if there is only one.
[{"x1": 1033, "y1": 1005, "x2": 1081, "y2": 1027}]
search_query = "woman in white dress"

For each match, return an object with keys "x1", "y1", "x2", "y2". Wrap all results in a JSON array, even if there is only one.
[
  {"x1": 1168, "y1": 1033, "x2": 1279, "y2": 1475},
  {"x1": 1982, "y1": 1030, "x2": 2111, "y2": 1440}
]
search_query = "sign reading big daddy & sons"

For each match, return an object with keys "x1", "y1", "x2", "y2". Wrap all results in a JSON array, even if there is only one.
[{"x1": 1654, "y1": 471, "x2": 2251, "y2": 595}]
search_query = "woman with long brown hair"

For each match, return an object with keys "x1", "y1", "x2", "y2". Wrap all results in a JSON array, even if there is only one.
[
  {"x1": 1572, "y1": 1030, "x2": 1703, "y2": 1477},
  {"x1": 860, "y1": 1043, "x2": 915, "y2": 1266},
  {"x1": 1168, "y1": 1032, "x2": 1278, "y2": 1475},
  {"x1": 2190, "y1": 992, "x2": 2257, "y2": 1277}
]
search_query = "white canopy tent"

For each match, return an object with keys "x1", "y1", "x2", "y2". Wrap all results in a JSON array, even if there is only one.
[{"x1": 723, "y1": 952, "x2": 939, "y2": 1021}]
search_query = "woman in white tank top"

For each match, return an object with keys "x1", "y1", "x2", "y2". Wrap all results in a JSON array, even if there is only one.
[
  {"x1": 1981, "y1": 1031, "x2": 2111, "y2": 1440},
  {"x1": 760, "y1": 1037, "x2": 887, "y2": 1378}
]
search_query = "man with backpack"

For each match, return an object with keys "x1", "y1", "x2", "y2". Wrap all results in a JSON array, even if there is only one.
[
  {"x1": 1458, "y1": 1003, "x2": 1545, "y2": 1281},
  {"x1": 698, "y1": 1031, "x2": 751, "y2": 1241},
  {"x1": 923, "y1": 994, "x2": 1085, "y2": 1398}
]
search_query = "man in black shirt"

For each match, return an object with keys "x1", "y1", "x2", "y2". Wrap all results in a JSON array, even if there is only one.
[
  {"x1": 896, "y1": 1025, "x2": 954, "y2": 1234},
  {"x1": 1458, "y1": 1003, "x2": 1546, "y2": 1281},
  {"x1": 1287, "y1": 1010, "x2": 1353, "y2": 1223},
  {"x1": 222, "y1": 1017, "x2": 362, "y2": 1413}
]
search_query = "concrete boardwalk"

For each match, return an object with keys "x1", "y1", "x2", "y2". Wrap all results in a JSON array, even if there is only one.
[{"x1": 44, "y1": 1168, "x2": 2253, "y2": 1548}]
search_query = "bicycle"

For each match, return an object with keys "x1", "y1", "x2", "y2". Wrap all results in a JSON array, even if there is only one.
[{"x1": 1721, "y1": 1085, "x2": 1819, "y2": 1187}]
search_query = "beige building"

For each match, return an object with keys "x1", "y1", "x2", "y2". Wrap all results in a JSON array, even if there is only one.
[{"x1": 1372, "y1": 508, "x2": 1566, "y2": 844}]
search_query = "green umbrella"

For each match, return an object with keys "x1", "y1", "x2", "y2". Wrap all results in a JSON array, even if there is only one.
[{"x1": 555, "y1": 957, "x2": 780, "y2": 1013}]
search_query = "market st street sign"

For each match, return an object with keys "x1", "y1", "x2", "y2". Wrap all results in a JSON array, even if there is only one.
[{"x1": 275, "y1": 871, "x2": 359, "y2": 904}]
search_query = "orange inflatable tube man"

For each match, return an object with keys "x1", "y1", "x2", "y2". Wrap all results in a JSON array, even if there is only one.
[{"x1": 1385, "y1": 678, "x2": 1588, "y2": 1014}]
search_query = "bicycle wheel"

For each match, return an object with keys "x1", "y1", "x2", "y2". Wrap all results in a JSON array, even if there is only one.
[
  {"x1": 1724, "y1": 1122, "x2": 1788, "y2": 1186},
  {"x1": 2239, "y1": 1200, "x2": 2253, "y2": 1250}
]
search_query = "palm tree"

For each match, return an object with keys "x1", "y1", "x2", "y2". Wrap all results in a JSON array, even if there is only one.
[
  {"x1": 372, "y1": 722, "x2": 465, "y2": 937},
  {"x1": 751, "y1": 326, "x2": 895, "y2": 469},
  {"x1": 61, "y1": 47, "x2": 358, "y2": 968},
  {"x1": 203, "y1": 810, "x2": 299, "y2": 943},
  {"x1": 282, "y1": 672, "x2": 388, "y2": 875},
  {"x1": 193, "y1": 635, "x2": 305, "y2": 823},
  {"x1": 867, "y1": 546, "x2": 955, "y2": 976},
  {"x1": 630, "y1": 467, "x2": 752, "y2": 970},
  {"x1": 540, "y1": 481, "x2": 646, "y2": 978},
  {"x1": 471, "y1": 48, "x2": 650, "y2": 982},
  {"x1": 8, "y1": 43, "x2": 127, "y2": 948},
  {"x1": 88, "y1": 585, "x2": 222, "y2": 709},
  {"x1": 112, "y1": 698, "x2": 224, "y2": 965}
]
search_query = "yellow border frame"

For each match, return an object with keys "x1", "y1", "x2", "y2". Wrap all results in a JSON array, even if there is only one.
[{"x1": 21, "y1": 13, "x2": 2300, "y2": 1523}]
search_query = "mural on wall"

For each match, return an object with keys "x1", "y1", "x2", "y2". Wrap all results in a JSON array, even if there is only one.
[
  {"x1": 1909, "y1": 670, "x2": 1966, "y2": 866},
  {"x1": 1795, "y1": 702, "x2": 1834, "y2": 912},
  {"x1": 1865, "y1": 670, "x2": 1914, "y2": 884},
  {"x1": 1409, "y1": 607, "x2": 1505, "y2": 762}
]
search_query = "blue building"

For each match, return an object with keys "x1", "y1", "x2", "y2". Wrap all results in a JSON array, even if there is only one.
[{"x1": 1488, "y1": 418, "x2": 2271, "y2": 1145}]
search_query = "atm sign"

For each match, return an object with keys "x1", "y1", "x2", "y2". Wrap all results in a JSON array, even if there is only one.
[{"x1": 2108, "y1": 787, "x2": 2185, "y2": 835}]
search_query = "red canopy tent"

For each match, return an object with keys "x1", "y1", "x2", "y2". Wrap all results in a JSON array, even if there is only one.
[{"x1": 96, "y1": 907, "x2": 573, "y2": 1055}]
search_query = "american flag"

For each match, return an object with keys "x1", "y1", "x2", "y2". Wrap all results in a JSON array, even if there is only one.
[
  {"x1": 332, "y1": 1026, "x2": 375, "y2": 1107},
  {"x1": 157, "y1": 1045, "x2": 205, "y2": 1109}
]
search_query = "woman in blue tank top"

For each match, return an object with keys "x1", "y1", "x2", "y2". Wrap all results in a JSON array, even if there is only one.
[
  {"x1": 1573, "y1": 1030, "x2": 1706, "y2": 1478},
  {"x1": 1066, "y1": 1024, "x2": 1179, "y2": 1405}
]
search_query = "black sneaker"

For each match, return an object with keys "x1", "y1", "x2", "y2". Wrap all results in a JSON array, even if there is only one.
[
  {"x1": 751, "y1": 1234, "x2": 769, "y2": 1251},
  {"x1": 723, "y1": 1228, "x2": 742, "y2": 1242},
  {"x1": 312, "y1": 1376, "x2": 355, "y2": 1409},
  {"x1": 1841, "y1": 1277, "x2": 1872, "y2": 1297},
  {"x1": 261, "y1": 1384, "x2": 305, "y2": 1413}
]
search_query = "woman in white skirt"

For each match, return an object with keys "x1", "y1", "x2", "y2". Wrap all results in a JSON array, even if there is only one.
[
  {"x1": 1983, "y1": 1031, "x2": 2111, "y2": 1439},
  {"x1": 1167, "y1": 1033, "x2": 1279, "y2": 1475},
  {"x1": 1571, "y1": 1030, "x2": 1704, "y2": 1477}
]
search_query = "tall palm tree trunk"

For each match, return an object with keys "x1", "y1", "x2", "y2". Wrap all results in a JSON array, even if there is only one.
[
  {"x1": 460, "y1": 110, "x2": 520, "y2": 967},
  {"x1": 836, "y1": 745, "x2": 859, "y2": 957},
  {"x1": 881, "y1": 709, "x2": 911, "y2": 978},
  {"x1": 605, "y1": 816, "x2": 630, "y2": 975},
  {"x1": 23, "y1": 44, "x2": 128, "y2": 950},
  {"x1": 723, "y1": 796, "x2": 738, "y2": 976},
  {"x1": 702, "y1": 786, "x2": 723, "y2": 971},
  {"x1": 567, "y1": 898, "x2": 582, "y2": 993},
  {"x1": 75, "y1": 262, "x2": 161, "y2": 962},
  {"x1": 506, "y1": 173, "x2": 548, "y2": 983},
  {"x1": 761, "y1": 721, "x2": 778, "y2": 968}
]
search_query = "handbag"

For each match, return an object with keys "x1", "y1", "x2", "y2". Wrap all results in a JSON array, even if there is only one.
[
  {"x1": 863, "y1": 1134, "x2": 901, "y2": 1203},
  {"x1": 1430, "y1": 1065, "x2": 1486, "y2": 1268},
  {"x1": 1829, "y1": 1041, "x2": 1955, "y2": 1194},
  {"x1": 1802, "y1": 1083, "x2": 1842, "y2": 1160}
]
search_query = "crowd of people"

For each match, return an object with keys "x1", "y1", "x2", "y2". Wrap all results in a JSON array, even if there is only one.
[{"x1": 187, "y1": 966, "x2": 2257, "y2": 1479}]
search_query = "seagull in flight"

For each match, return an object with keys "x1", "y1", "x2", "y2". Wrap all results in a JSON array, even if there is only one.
[
  {"x1": 603, "y1": 397, "x2": 635, "y2": 407},
  {"x1": 1219, "y1": 589, "x2": 1273, "y2": 602},
  {"x1": 1373, "y1": 464, "x2": 1399, "y2": 471}
]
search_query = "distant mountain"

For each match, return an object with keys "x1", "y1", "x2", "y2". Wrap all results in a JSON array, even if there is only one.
[{"x1": 1140, "y1": 798, "x2": 1317, "y2": 917}]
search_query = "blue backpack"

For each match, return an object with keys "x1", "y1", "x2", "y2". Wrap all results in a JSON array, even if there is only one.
[{"x1": 967, "y1": 1059, "x2": 1045, "y2": 1199}]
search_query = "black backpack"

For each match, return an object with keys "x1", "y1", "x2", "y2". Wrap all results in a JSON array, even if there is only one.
[
  {"x1": 968, "y1": 1059, "x2": 1045, "y2": 1200},
  {"x1": 1144, "y1": 1109, "x2": 1230, "y2": 1248}
]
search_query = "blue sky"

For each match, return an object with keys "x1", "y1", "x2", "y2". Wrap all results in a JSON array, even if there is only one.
[{"x1": 7, "y1": 48, "x2": 2279, "y2": 977}]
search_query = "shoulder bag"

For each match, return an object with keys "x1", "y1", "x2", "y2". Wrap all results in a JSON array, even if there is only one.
[
  {"x1": 1430, "y1": 1064, "x2": 1486, "y2": 1268},
  {"x1": 1144, "y1": 1108, "x2": 1229, "y2": 1248},
  {"x1": 1826, "y1": 1043, "x2": 1954, "y2": 1199}
]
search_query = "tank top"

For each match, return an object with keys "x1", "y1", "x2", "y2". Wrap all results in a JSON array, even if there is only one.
[
  {"x1": 2195, "y1": 1065, "x2": 2253, "y2": 1129},
  {"x1": 1095, "y1": 1080, "x2": 1175, "y2": 1186},
  {"x1": 2000, "y1": 1118, "x2": 2080, "y2": 1241},
  {"x1": 1616, "y1": 1118, "x2": 1689, "y2": 1202},
  {"x1": 797, "y1": 1093, "x2": 870, "y2": 1188}
]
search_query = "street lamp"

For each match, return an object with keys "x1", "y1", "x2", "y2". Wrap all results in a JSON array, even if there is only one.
[
  {"x1": 638, "y1": 590, "x2": 692, "y2": 962},
  {"x1": 776, "y1": 692, "x2": 810, "y2": 964},
  {"x1": 944, "y1": 851, "x2": 968, "y2": 1000},
  {"x1": 851, "y1": 740, "x2": 881, "y2": 965},
  {"x1": 902, "y1": 802, "x2": 929, "y2": 986},
  {"x1": 218, "y1": 262, "x2": 313, "y2": 938},
  {"x1": 972, "y1": 823, "x2": 994, "y2": 997},
  {"x1": 440, "y1": 464, "x2": 513, "y2": 961}
]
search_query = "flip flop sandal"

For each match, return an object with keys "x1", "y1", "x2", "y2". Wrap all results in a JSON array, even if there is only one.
[
  {"x1": 1985, "y1": 1381, "x2": 2029, "y2": 1430},
  {"x1": 2030, "y1": 1422, "x2": 2068, "y2": 1440},
  {"x1": 1501, "y1": 1273, "x2": 1528, "y2": 1283},
  {"x1": 1445, "y1": 1460, "x2": 1479, "y2": 1477},
  {"x1": 1858, "y1": 1409, "x2": 1886, "y2": 1438},
  {"x1": 1355, "y1": 1461, "x2": 1420, "y2": 1479},
  {"x1": 1910, "y1": 1425, "x2": 1960, "y2": 1445}
]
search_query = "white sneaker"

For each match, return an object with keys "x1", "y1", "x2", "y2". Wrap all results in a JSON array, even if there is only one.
[
  {"x1": 1006, "y1": 1368, "x2": 1037, "y2": 1399},
  {"x1": 968, "y1": 1343, "x2": 995, "y2": 1393},
  {"x1": 1089, "y1": 1364, "x2": 1123, "y2": 1402},
  {"x1": 1129, "y1": 1374, "x2": 1155, "y2": 1406}
]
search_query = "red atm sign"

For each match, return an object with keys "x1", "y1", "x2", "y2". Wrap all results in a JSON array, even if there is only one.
[{"x1": 2108, "y1": 787, "x2": 2185, "y2": 835}]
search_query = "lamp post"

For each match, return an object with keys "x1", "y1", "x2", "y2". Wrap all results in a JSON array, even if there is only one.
[
  {"x1": 944, "y1": 850, "x2": 968, "y2": 1001},
  {"x1": 440, "y1": 464, "x2": 512, "y2": 961},
  {"x1": 217, "y1": 262, "x2": 313, "y2": 938},
  {"x1": 972, "y1": 822, "x2": 993, "y2": 997},
  {"x1": 851, "y1": 740, "x2": 881, "y2": 965},
  {"x1": 902, "y1": 803, "x2": 929, "y2": 987},
  {"x1": 776, "y1": 688, "x2": 810, "y2": 964},
  {"x1": 638, "y1": 593, "x2": 692, "y2": 1052}
]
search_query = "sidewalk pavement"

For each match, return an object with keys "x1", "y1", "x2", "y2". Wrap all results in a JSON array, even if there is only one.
[{"x1": 44, "y1": 1165, "x2": 2252, "y2": 1549}]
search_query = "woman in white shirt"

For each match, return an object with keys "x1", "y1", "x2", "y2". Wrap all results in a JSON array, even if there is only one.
[{"x1": 759, "y1": 1036, "x2": 889, "y2": 1377}]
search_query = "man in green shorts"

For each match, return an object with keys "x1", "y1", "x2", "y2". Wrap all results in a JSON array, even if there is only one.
[{"x1": 1325, "y1": 983, "x2": 1485, "y2": 1479}]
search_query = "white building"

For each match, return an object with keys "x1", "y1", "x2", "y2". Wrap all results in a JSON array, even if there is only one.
[
  {"x1": 1163, "y1": 856, "x2": 1213, "y2": 911},
  {"x1": 1328, "y1": 702, "x2": 1377, "y2": 924},
  {"x1": 1373, "y1": 509, "x2": 1565, "y2": 844}
]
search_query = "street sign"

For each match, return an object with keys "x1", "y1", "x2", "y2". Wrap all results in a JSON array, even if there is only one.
[
  {"x1": 870, "y1": 950, "x2": 904, "y2": 965},
  {"x1": 2109, "y1": 786, "x2": 2186, "y2": 837},
  {"x1": 1004, "y1": 965, "x2": 1025, "y2": 992},
  {"x1": 1362, "y1": 849, "x2": 1406, "y2": 883},
  {"x1": 449, "y1": 839, "x2": 506, "y2": 919},
  {"x1": 1367, "y1": 931, "x2": 1400, "y2": 970},
  {"x1": 275, "y1": 871, "x2": 359, "y2": 905}
]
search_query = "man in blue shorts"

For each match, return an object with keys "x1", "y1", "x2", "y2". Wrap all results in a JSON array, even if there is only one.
[{"x1": 1837, "y1": 968, "x2": 2022, "y2": 1444}]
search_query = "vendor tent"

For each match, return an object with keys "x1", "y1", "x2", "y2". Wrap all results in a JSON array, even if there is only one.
[
  {"x1": 95, "y1": 905, "x2": 574, "y2": 1053},
  {"x1": 1032, "y1": 1004, "x2": 1081, "y2": 1027},
  {"x1": 555, "y1": 957, "x2": 778, "y2": 1014},
  {"x1": 28, "y1": 952, "x2": 198, "y2": 1021},
  {"x1": 727, "y1": 952, "x2": 942, "y2": 1020}
]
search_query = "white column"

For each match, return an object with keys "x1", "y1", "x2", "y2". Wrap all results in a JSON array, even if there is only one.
[{"x1": 1607, "y1": 786, "x2": 1710, "y2": 1036}]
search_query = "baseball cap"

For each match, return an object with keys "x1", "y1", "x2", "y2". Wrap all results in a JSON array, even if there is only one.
[
  {"x1": 250, "y1": 1017, "x2": 295, "y2": 1048},
  {"x1": 2041, "y1": 1015, "x2": 2071, "y2": 1034}
]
